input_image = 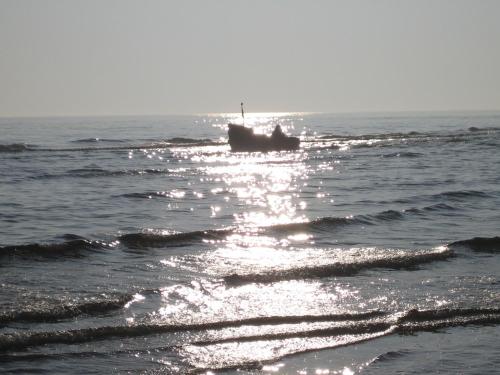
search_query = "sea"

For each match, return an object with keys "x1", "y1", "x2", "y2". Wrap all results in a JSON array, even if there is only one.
[{"x1": 0, "y1": 112, "x2": 499, "y2": 374}]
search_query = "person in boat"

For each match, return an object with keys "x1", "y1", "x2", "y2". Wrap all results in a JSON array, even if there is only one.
[{"x1": 271, "y1": 124, "x2": 286, "y2": 139}]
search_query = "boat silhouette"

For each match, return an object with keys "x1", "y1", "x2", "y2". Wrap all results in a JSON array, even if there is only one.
[{"x1": 227, "y1": 123, "x2": 300, "y2": 152}]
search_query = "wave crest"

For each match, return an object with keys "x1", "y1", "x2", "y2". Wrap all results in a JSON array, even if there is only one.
[
  {"x1": 449, "y1": 236, "x2": 500, "y2": 253},
  {"x1": 223, "y1": 247, "x2": 453, "y2": 285},
  {"x1": 1, "y1": 307, "x2": 498, "y2": 353},
  {"x1": 0, "y1": 294, "x2": 132, "y2": 325},
  {"x1": 0, "y1": 143, "x2": 31, "y2": 153},
  {"x1": 70, "y1": 138, "x2": 125, "y2": 143},
  {"x1": 119, "y1": 229, "x2": 232, "y2": 248},
  {"x1": 0, "y1": 239, "x2": 111, "y2": 258},
  {"x1": 0, "y1": 205, "x2": 464, "y2": 258}
]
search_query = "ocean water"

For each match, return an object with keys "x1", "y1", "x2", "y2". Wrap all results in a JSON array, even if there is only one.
[{"x1": 0, "y1": 112, "x2": 499, "y2": 374}]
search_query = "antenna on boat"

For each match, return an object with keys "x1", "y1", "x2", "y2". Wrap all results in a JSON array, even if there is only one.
[{"x1": 241, "y1": 102, "x2": 245, "y2": 125}]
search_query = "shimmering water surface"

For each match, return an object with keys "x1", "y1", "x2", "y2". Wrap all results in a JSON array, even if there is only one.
[{"x1": 1, "y1": 112, "x2": 499, "y2": 374}]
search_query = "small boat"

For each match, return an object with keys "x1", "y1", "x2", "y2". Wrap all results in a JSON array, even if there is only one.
[{"x1": 227, "y1": 124, "x2": 300, "y2": 152}]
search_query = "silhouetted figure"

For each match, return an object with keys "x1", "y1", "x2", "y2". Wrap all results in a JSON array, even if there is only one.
[{"x1": 272, "y1": 124, "x2": 285, "y2": 139}]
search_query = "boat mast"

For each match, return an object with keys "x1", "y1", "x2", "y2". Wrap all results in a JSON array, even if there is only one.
[{"x1": 241, "y1": 102, "x2": 245, "y2": 125}]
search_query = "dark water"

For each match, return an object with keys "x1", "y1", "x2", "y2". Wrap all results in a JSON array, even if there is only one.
[{"x1": 0, "y1": 112, "x2": 499, "y2": 374}]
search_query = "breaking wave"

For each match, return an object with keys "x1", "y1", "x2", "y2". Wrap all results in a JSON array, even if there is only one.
[{"x1": 0, "y1": 307, "x2": 498, "y2": 353}]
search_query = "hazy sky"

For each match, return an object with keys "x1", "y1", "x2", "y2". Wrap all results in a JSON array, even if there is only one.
[{"x1": 1, "y1": 0, "x2": 499, "y2": 116}]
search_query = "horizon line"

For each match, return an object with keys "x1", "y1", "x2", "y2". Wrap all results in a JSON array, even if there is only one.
[{"x1": 1, "y1": 108, "x2": 500, "y2": 120}]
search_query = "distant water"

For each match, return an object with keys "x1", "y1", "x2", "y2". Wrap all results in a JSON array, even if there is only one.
[{"x1": 0, "y1": 112, "x2": 499, "y2": 374}]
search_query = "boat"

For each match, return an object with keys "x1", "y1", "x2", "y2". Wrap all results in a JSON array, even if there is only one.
[{"x1": 227, "y1": 123, "x2": 300, "y2": 152}]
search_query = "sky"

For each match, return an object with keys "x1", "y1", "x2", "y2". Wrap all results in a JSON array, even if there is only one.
[{"x1": 1, "y1": 0, "x2": 499, "y2": 116}]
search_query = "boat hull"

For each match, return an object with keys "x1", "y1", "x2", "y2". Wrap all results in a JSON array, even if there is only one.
[{"x1": 227, "y1": 124, "x2": 300, "y2": 152}]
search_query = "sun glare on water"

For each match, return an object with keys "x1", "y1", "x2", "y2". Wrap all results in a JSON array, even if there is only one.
[
  {"x1": 140, "y1": 111, "x2": 358, "y2": 373},
  {"x1": 208, "y1": 111, "x2": 307, "y2": 135}
]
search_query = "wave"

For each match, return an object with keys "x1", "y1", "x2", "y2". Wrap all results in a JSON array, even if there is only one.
[
  {"x1": 307, "y1": 127, "x2": 500, "y2": 152},
  {"x1": 67, "y1": 167, "x2": 171, "y2": 178},
  {"x1": 119, "y1": 191, "x2": 172, "y2": 199},
  {"x1": 2, "y1": 139, "x2": 222, "y2": 154},
  {"x1": 1, "y1": 307, "x2": 498, "y2": 354},
  {"x1": 105, "y1": 206, "x2": 449, "y2": 249},
  {"x1": 265, "y1": 205, "x2": 448, "y2": 235},
  {"x1": 3, "y1": 127, "x2": 498, "y2": 155},
  {"x1": 468, "y1": 126, "x2": 500, "y2": 132},
  {"x1": 449, "y1": 236, "x2": 500, "y2": 253},
  {"x1": 3, "y1": 223, "x2": 487, "y2": 262},
  {"x1": 223, "y1": 247, "x2": 453, "y2": 285},
  {"x1": 403, "y1": 203, "x2": 456, "y2": 214},
  {"x1": 167, "y1": 137, "x2": 201, "y2": 143},
  {"x1": 0, "y1": 230, "x2": 236, "y2": 259},
  {"x1": 118, "y1": 229, "x2": 233, "y2": 248},
  {"x1": 0, "y1": 311, "x2": 387, "y2": 352},
  {"x1": 0, "y1": 294, "x2": 132, "y2": 325},
  {"x1": 164, "y1": 137, "x2": 220, "y2": 146},
  {"x1": 371, "y1": 349, "x2": 411, "y2": 364},
  {"x1": 266, "y1": 216, "x2": 362, "y2": 234},
  {"x1": 436, "y1": 190, "x2": 492, "y2": 200},
  {"x1": 0, "y1": 204, "x2": 459, "y2": 258},
  {"x1": 65, "y1": 168, "x2": 131, "y2": 178},
  {"x1": 187, "y1": 322, "x2": 392, "y2": 348},
  {"x1": 317, "y1": 131, "x2": 425, "y2": 141},
  {"x1": 305, "y1": 204, "x2": 455, "y2": 228},
  {"x1": 0, "y1": 239, "x2": 111, "y2": 258},
  {"x1": 0, "y1": 143, "x2": 33, "y2": 153},
  {"x1": 0, "y1": 216, "x2": 356, "y2": 257},
  {"x1": 35, "y1": 167, "x2": 172, "y2": 179},
  {"x1": 179, "y1": 306, "x2": 500, "y2": 371},
  {"x1": 390, "y1": 189, "x2": 493, "y2": 205},
  {"x1": 382, "y1": 152, "x2": 422, "y2": 158},
  {"x1": 119, "y1": 190, "x2": 191, "y2": 199},
  {"x1": 396, "y1": 307, "x2": 500, "y2": 333},
  {"x1": 70, "y1": 138, "x2": 126, "y2": 143}
]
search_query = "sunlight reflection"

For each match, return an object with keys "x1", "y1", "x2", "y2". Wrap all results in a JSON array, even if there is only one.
[
  {"x1": 262, "y1": 363, "x2": 285, "y2": 372},
  {"x1": 204, "y1": 152, "x2": 308, "y2": 228},
  {"x1": 179, "y1": 330, "x2": 391, "y2": 372},
  {"x1": 210, "y1": 112, "x2": 305, "y2": 135},
  {"x1": 124, "y1": 293, "x2": 145, "y2": 309},
  {"x1": 201, "y1": 246, "x2": 397, "y2": 277},
  {"x1": 171, "y1": 144, "x2": 311, "y2": 230},
  {"x1": 151, "y1": 278, "x2": 359, "y2": 324}
]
